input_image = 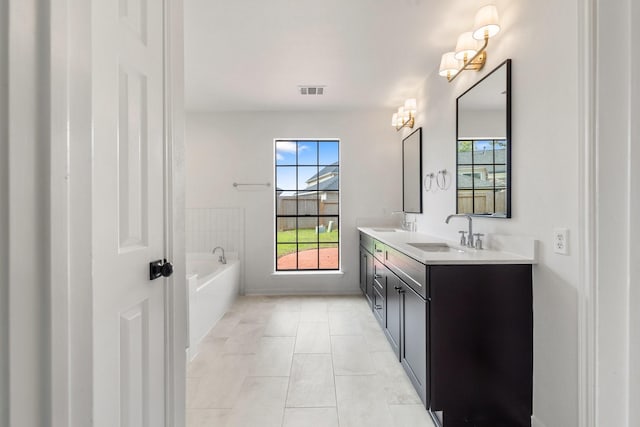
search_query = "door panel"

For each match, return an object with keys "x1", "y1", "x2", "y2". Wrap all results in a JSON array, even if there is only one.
[
  {"x1": 401, "y1": 283, "x2": 427, "y2": 405},
  {"x1": 385, "y1": 273, "x2": 401, "y2": 358},
  {"x1": 93, "y1": 0, "x2": 166, "y2": 425}
]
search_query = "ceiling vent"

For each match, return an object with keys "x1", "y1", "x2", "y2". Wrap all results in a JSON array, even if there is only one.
[{"x1": 299, "y1": 86, "x2": 325, "y2": 95}]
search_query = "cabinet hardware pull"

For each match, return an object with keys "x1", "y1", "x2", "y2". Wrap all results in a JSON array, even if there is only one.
[
  {"x1": 375, "y1": 248, "x2": 383, "y2": 253},
  {"x1": 374, "y1": 274, "x2": 382, "y2": 279},
  {"x1": 375, "y1": 305, "x2": 383, "y2": 309},
  {"x1": 394, "y1": 286, "x2": 401, "y2": 290}
]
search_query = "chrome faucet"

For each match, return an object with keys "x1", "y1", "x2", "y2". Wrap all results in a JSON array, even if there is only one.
[
  {"x1": 212, "y1": 246, "x2": 227, "y2": 264},
  {"x1": 445, "y1": 214, "x2": 474, "y2": 248},
  {"x1": 391, "y1": 211, "x2": 416, "y2": 232}
]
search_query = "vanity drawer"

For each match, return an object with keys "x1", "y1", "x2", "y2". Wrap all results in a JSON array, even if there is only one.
[
  {"x1": 373, "y1": 240, "x2": 386, "y2": 262},
  {"x1": 384, "y1": 246, "x2": 428, "y2": 299},
  {"x1": 359, "y1": 232, "x2": 374, "y2": 254}
]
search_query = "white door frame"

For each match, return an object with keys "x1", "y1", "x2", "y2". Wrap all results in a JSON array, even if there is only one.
[
  {"x1": 47, "y1": 0, "x2": 186, "y2": 426},
  {"x1": 579, "y1": 1, "x2": 640, "y2": 426},
  {"x1": 577, "y1": 0, "x2": 597, "y2": 425}
]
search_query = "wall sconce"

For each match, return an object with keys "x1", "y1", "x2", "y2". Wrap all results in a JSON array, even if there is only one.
[
  {"x1": 439, "y1": 5, "x2": 501, "y2": 82},
  {"x1": 391, "y1": 98, "x2": 417, "y2": 131}
]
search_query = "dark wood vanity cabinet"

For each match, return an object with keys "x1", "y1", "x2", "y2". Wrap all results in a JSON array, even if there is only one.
[
  {"x1": 429, "y1": 264, "x2": 533, "y2": 427},
  {"x1": 358, "y1": 231, "x2": 533, "y2": 427}
]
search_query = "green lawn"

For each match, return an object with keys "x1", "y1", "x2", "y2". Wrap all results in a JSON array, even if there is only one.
[{"x1": 276, "y1": 228, "x2": 339, "y2": 258}]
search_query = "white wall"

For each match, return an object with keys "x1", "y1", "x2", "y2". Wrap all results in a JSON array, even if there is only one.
[
  {"x1": 402, "y1": 1, "x2": 580, "y2": 426},
  {"x1": 186, "y1": 110, "x2": 402, "y2": 295}
]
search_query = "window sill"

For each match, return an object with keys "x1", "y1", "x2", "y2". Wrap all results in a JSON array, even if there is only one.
[{"x1": 271, "y1": 270, "x2": 344, "y2": 277}]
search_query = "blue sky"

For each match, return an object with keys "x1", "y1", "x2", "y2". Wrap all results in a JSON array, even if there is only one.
[{"x1": 275, "y1": 141, "x2": 338, "y2": 191}]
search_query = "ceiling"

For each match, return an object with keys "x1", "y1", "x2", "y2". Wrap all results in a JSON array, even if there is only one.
[{"x1": 184, "y1": 0, "x2": 467, "y2": 112}]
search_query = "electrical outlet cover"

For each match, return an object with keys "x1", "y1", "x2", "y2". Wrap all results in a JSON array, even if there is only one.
[{"x1": 553, "y1": 228, "x2": 569, "y2": 255}]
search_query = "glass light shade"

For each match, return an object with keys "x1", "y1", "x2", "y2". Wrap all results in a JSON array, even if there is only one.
[
  {"x1": 391, "y1": 113, "x2": 398, "y2": 126},
  {"x1": 404, "y1": 98, "x2": 417, "y2": 113},
  {"x1": 454, "y1": 32, "x2": 478, "y2": 61},
  {"x1": 472, "y1": 5, "x2": 500, "y2": 40},
  {"x1": 397, "y1": 106, "x2": 404, "y2": 119},
  {"x1": 439, "y1": 52, "x2": 461, "y2": 77}
]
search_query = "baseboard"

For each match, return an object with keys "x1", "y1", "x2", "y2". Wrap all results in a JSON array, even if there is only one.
[{"x1": 531, "y1": 415, "x2": 547, "y2": 427}]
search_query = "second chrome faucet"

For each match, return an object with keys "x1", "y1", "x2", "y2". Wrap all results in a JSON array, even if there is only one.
[{"x1": 445, "y1": 214, "x2": 483, "y2": 249}]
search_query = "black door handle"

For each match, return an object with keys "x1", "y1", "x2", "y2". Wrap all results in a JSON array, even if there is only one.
[{"x1": 150, "y1": 259, "x2": 173, "y2": 280}]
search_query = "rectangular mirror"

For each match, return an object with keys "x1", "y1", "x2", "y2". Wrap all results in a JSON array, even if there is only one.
[
  {"x1": 403, "y1": 127, "x2": 422, "y2": 213},
  {"x1": 456, "y1": 59, "x2": 511, "y2": 217}
]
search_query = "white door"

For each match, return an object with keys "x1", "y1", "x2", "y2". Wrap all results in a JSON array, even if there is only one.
[{"x1": 92, "y1": 0, "x2": 168, "y2": 425}]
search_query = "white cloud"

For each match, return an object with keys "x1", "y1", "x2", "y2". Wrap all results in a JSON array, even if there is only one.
[
  {"x1": 276, "y1": 153, "x2": 284, "y2": 161},
  {"x1": 276, "y1": 141, "x2": 297, "y2": 154},
  {"x1": 276, "y1": 140, "x2": 307, "y2": 154}
]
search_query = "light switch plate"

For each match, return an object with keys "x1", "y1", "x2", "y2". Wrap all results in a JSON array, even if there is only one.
[{"x1": 553, "y1": 228, "x2": 569, "y2": 255}]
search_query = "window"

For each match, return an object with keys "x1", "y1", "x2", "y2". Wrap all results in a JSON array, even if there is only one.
[
  {"x1": 456, "y1": 139, "x2": 508, "y2": 215},
  {"x1": 275, "y1": 140, "x2": 340, "y2": 271}
]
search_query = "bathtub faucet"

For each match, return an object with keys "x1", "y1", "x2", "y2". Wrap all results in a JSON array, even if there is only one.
[{"x1": 212, "y1": 246, "x2": 227, "y2": 264}]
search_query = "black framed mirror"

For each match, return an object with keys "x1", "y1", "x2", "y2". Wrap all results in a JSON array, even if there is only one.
[
  {"x1": 403, "y1": 127, "x2": 422, "y2": 213},
  {"x1": 456, "y1": 59, "x2": 511, "y2": 217}
]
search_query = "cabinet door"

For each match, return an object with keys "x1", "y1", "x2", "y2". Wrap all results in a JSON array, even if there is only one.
[
  {"x1": 366, "y1": 251, "x2": 375, "y2": 305},
  {"x1": 385, "y1": 273, "x2": 401, "y2": 359},
  {"x1": 359, "y1": 247, "x2": 367, "y2": 295},
  {"x1": 401, "y1": 282, "x2": 428, "y2": 406}
]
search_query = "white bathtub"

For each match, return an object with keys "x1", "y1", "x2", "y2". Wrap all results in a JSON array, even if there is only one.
[{"x1": 186, "y1": 252, "x2": 240, "y2": 361}]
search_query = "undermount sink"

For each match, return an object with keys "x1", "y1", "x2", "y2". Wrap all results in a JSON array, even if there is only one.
[
  {"x1": 372, "y1": 228, "x2": 404, "y2": 232},
  {"x1": 407, "y1": 242, "x2": 465, "y2": 253}
]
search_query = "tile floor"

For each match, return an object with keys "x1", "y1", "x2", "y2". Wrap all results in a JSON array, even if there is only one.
[{"x1": 187, "y1": 295, "x2": 436, "y2": 427}]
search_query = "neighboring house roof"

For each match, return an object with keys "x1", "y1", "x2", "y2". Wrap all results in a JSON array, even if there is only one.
[
  {"x1": 301, "y1": 175, "x2": 339, "y2": 191},
  {"x1": 306, "y1": 162, "x2": 339, "y2": 183},
  {"x1": 458, "y1": 148, "x2": 506, "y2": 164}
]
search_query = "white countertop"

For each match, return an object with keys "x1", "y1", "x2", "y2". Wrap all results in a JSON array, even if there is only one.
[{"x1": 358, "y1": 227, "x2": 537, "y2": 265}]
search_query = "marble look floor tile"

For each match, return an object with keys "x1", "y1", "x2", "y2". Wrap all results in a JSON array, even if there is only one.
[
  {"x1": 185, "y1": 295, "x2": 434, "y2": 427},
  {"x1": 186, "y1": 377, "x2": 201, "y2": 408},
  {"x1": 264, "y1": 311, "x2": 300, "y2": 337},
  {"x1": 222, "y1": 323, "x2": 266, "y2": 354},
  {"x1": 186, "y1": 408, "x2": 231, "y2": 427},
  {"x1": 388, "y1": 404, "x2": 436, "y2": 427},
  {"x1": 273, "y1": 296, "x2": 303, "y2": 312},
  {"x1": 234, "y1": 376, "x2": 289, "y2": 408},
  {"x1": 294, "y1": 322, "x2": 331, "y2": 354},
  {"x1": 208, "y1": 311, "x2": 243, "y2": 338},
  {"x1": 299, "y1": 299, "x2": 328, "y2": 313},
  {"x1": 363, "y1": 327, "x2": 393, "y2": 353},
  {"x1": 249, "y1": 336, "x2": 295, "y2": 376},
  {"x1": 239, "y1": 306, "x2": 273, "y2": 324},
  {"x1": 327, "y1": 296, "x2": 364, "y2": 312},
  {"x1": 286, "y1": 354, "x2": 336, "y2": 408},
  {"x1": 328, "y1": 311, "x2": 363, "y2": 335},
  {"x1": 225, "y1": 406, "x2": 284, "y2": 427},
  {"x1": 188, "y1": 354, "x2": 254, "y2": 409},
  {"x1": 335, "y1": 375, "x2": 394, "y2": 427},
  {"x1": 282, "y1": 408, "x2": 340, "y2": 427},
  {"x1": 187, "y1": 347, "x2": 228, "y2": 378},
  {"x1": 225, "y1": 376, "x2": 289, "y2": 426},
  {"x1": 371, "y1": 351, "x2": 422, "y2": 405},
  {"x1": 299, "y1": 310, "x2": 329, "y2": 322},
  {"x1": 331, "y1": 335, "x2": 376, "y2": 375}
]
